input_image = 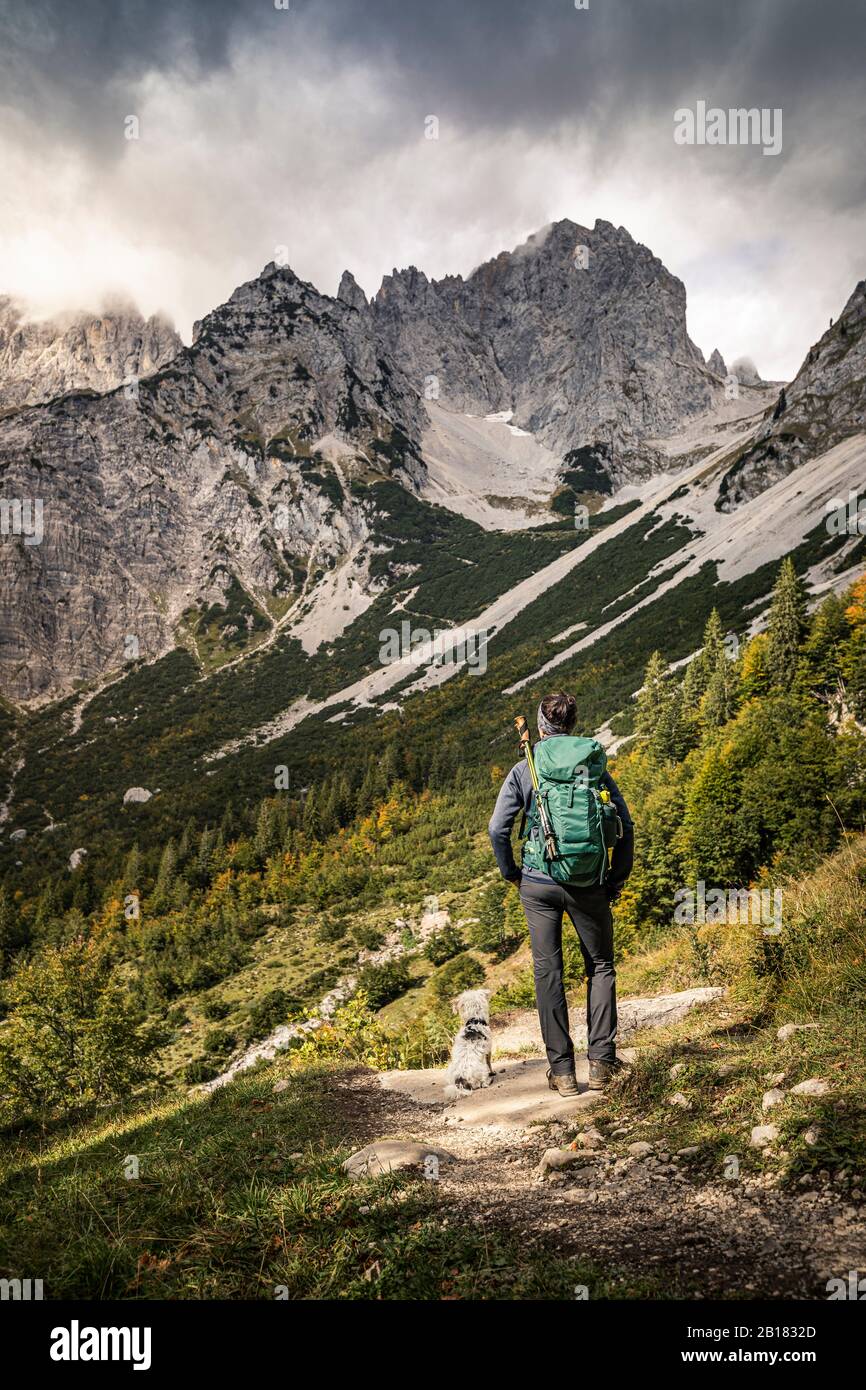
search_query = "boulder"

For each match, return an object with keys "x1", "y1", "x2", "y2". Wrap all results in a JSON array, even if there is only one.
[
  {"x1": 777, "y1": 1023, "x2": 818, "y2": 1041},
  {"x1": 761, "y1": 1088, "x2": 786, "y2": 1112},
  {"x1": 750, "y1": 1124, "x2": 780, "y2": 1149},
  {"x1": 790, "y1": 1077, "x2": 829, "y2": 1097},
  {"x1": 343, "y1": 1140, "x2": 456, "y2": 1180},
  {"x1": 538, "y1": 1147, "x2": 591, "y2": 1176},
  {"x1": 123, "y1": 786, "x2": 153, "y2": 804}
]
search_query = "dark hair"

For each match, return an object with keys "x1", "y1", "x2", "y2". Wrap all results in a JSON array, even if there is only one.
[{"x1": 541, "y1": 692, "x2": 576, "y2": 732}]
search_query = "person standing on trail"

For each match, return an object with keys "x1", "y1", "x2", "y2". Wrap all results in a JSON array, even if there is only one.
[{"x1": 488, "y1": 692, "x2": 634, "y2": 1096}]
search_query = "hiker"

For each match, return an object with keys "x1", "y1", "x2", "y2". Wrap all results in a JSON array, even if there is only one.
[{"x1": 488, "y1": 692, "x2": 634, "y2": 1096}]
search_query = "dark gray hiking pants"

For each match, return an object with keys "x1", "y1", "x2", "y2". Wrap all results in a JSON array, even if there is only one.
[{"x1": 518, "y1": 875, "x2": 617, "y2": 1072}]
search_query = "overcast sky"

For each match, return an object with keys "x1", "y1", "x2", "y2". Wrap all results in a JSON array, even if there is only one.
[{"x1": 1, "y1": 0, "x2": 863, "y2": 379}]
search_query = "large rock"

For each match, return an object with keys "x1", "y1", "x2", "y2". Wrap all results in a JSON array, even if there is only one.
[
  {"x1": 492, "y1": 987, "x2": 725, "y2": 1057},
  {"x1": 790, "y1": 1078, "x2": 830, "y2": 1097},
  {"x1": 750, "y1": 1124, "x2": 780, "y2": 1149},
  {"x1": 762, "y1": 1088, "x2": 787, "y2": 1111},
  {"x1": 342, "y1": 1140, "x2": 456, "y2": 1180},
  {"x1": 777, "y1": 1023, "x2": 819, "y2": 1041},
  {"x1": 537, "y1": 1146, "x2": 594, "y2": 1176},
  {"x1": 123, "y1": 787, "x2": 153, "y2": 805}
]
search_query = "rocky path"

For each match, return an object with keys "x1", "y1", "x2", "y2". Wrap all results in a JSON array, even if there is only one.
[{"x1": 333, "y1": 996, "x2": 866, "y2": 1299}]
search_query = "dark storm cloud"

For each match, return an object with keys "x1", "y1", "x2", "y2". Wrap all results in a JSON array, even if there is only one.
[
  {"x1": 4, "y1": 0, "x2": 864, "y2": 145},
  {"x1": 1, "y1": 0, "x2": 863, "y2": 378},
  {"x1": 0, "y1": 0, "x2": 238, "y2": 152}
]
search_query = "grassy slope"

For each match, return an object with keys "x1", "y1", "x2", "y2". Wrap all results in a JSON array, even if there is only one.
[
  {"x1": 3, "y1": 494, "x2": 856, "y2": 900},
  {"x1": 0, "y1": 1060, "x2": 661, "y2": 1301},
  {"x1": 1, "y1": 836, "x2": 863, "y2": 1300},
  {"x1": 593, "y1": 834, "x2": 866, "y2": 1187}
]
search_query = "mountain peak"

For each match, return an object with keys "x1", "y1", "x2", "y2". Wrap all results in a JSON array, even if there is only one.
[
  {"x1": 0, "y1": 298, "x2": 181, "y2": 409},
  {"x1": 337, "y1": 270, "x2": 368, "y2": 312}
]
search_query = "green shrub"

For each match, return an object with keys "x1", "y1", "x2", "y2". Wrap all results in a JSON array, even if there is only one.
[
  {"x1": 202, "y1": 1028, "x2": 237, "y2": 1057},
  {"x1": 430, "y1": 952, "x2": 485, "y2": 1003},
  {"x1": 353, "y1": 923, "x2": 384, "y2": 951},
  {"x1": 201, "y1": 997, "x2": 231, "y2": 1021},
  {"x1": 316, "y1": 916, "x2": 348, "y2": 944},
  {"x1": 424, "y1": 923, "x2": 465, "y2": 966},
  {"x1": 243, "y1": 988, "x2": 297, "y2": 1041},
  {"x1": 0, "y1": 937, "x2": 161, "y2": 1121},
  {"x1": 183, "y1": 1057, "x2": 219, "y2": 1084},
  {"x1": 355, "y1": 958, "x2": 411, "y2": 1009}
]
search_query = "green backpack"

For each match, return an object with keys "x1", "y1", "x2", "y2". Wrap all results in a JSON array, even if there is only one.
[{"x1": 521, "y1": 735, "x2": 620, "y2": 886}]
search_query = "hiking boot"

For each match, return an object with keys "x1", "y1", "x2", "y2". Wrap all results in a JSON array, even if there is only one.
[
  {"x1": 547, "y1": 1069, "x2": 580, "y2": 1097},
  {"x1": 587, "y1": 1057, "x2": 631, "y2": 1091}
]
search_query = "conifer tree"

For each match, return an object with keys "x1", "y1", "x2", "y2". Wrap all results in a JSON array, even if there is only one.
[
  {"x1": 302, "y1": 788, "x2": 322, "y2": 839},
  {"x1": 739, "y1": 633, "x2": 771, "y2": 702},
  {"x1": 151, "y1": 839, "x2": 177, "y2": 912},
  {"x1": 651, "y1": 678, "x2": 689, "y2": 761},
  {"x1": 122, "y1": 843, "x2": 142, "y2": 893},
  {"x1": 636, "y1": 651, "x2": 671, "y2": 740},
  {"x1": 702, "y1": 608, "x2": 725, "y2": 672},
  {"x1": 356, "y1": 760, "x2": 379, "y2": 814},
  {"x1": 0, "y1": 884, "x2": 23, "y2": 970},
  {"x1": 176, "y1": 817, "x2": 196, "y2": 869},
  {"x1": 766, "y1": 557, "x2": 807, "y2": 686},
  {"x1": 803, "y1": 593, "x2": 847, "y2": 689},
  {"x1": 253, "y1": 799, "x2": 277, "y2": 863},
  {"x1": 701, "y1": 650, "x2": 737, "y2": 728},
  {"x1": 681, "y1": 653, "x2": 707, "y2": 713},
  {"x1": 335, "y1": 774, "x2": 352, "y2": 826}
]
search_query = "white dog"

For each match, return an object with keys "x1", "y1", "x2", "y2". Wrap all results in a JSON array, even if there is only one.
[{"x1": 444, "y1": 989, "x2": 494, "y2": 1101}]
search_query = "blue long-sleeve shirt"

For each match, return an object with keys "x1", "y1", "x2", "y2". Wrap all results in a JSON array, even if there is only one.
[{"x1": 488, "y1": 746, "x2": 634, "y2": 894}]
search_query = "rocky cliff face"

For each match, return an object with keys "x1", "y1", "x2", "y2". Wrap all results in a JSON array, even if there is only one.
[
  {"x1": 718, "y1": 280, "x2": 866, "y2": 509},
  {"x1": 3, "y1": 223, "x2": 858, "y2": 704},
  {"x1": 366, "y1": 219, "x2": 718, "y2": 479},
  {"x1": 0, "y1": 298, "x2": 182, "y2": 410},
  {"x1": 0, "y1": 264, "x2": 426, "y2": 701}
]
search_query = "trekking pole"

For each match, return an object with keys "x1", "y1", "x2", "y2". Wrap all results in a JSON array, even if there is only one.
[{"x1": 514, "y1": 715, "x2": 558, "y2": 863}]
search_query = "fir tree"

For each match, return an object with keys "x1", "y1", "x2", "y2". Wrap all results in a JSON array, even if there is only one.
[
  {"x1": 151, "y1": 839, "x2": 178, "y2": 912},
  {"x1": 803, "y1": 593, "x2": 847, "y2": 689},
  {"x1": 636, "y1": 651, "x2": 671, "y2": 740},
  {"x1": 701, "y1": 650, "x2": 737, "y2": 728},
  {"x1": 302, "y1": 788, "x2": 322, "y2": 839},
  {"x1": 176, "y1": 817, "x2": 196, "y2": 869},
  {"x1": 652, "y1": 678, "x2": 689, "y2": 761},
  {"x1": 702, "y1": 608, "x2": 725, "y2": 672},
  {"x1": 253, "y1": 799, "x2": 278, "y2": 863},
  {"x1": 766, "y1": 557, "x2": 807, "y2": 686},
  {"x1": 122, "y1": 843, "x2": 142, "y2": 893},
  {"x1": 739, "y1": 633, "x2": 771, "y2": 702}
]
